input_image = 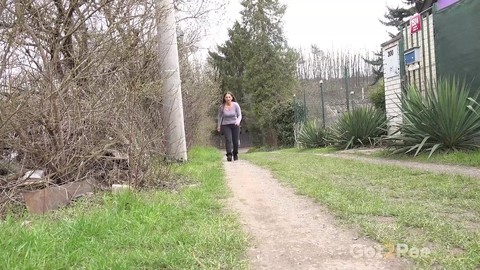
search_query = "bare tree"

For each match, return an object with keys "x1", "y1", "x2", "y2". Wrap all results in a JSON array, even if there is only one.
[{"x1": 0, "y1": 0, "x2": 223, "y2": 214}]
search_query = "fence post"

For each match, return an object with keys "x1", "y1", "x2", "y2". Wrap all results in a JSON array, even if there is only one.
[
  {"x1": 319, "y1": 79, "x2": 325, "y2": 128},
  {"x1": 303, "y1": 83, "x2": 307, "y2": 122},
  {"x1": 344, "y1": 66, "x2": 350, "y2": 111},
  {"x1": 293, "y1": 94, "x2": 298, "y2": 147}
]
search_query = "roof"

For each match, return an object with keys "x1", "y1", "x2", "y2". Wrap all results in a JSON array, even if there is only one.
[{"x1": 381, "y1": 33, "x2": 402, "y2": 48}]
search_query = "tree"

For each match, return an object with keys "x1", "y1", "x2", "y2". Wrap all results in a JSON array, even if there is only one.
[
  {"x1": 209, "y1": 0, "x2": 298, "y2": 146},
  {"x1": 380, "y1": 0, "x2": 425, "y2": 30},
  {"x1": 0, "y1": 0, "x2": 225, "y2": 210},
  {"x1": 208, "y1": 22, "x2": 249, "y2": 102},
  {"x1": 363, "y1": 51, "x2": 384, "y2": 85}
]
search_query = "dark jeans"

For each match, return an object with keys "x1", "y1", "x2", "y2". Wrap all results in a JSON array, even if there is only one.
[{"x1": 221, "y1": 124, "x2": 240, "y2": 156}]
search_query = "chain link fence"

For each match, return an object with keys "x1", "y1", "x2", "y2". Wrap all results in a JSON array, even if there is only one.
[{"x1": 294, "y1": 73, "x2": 375, "y2": 128}]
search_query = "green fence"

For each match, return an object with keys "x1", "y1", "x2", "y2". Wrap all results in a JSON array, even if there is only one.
[{"x1": 434, "y1": 0, "x2": 480, "y2": 90}]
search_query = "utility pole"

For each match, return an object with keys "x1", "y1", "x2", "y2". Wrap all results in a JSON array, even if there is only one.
[{"x1": 158, "y1": 0, "x2": 187, "y2": 162}]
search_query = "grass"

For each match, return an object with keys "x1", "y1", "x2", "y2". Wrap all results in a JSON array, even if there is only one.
[
  {"x1": 0, "y1": 147, "x2": 247, "y2": 269},
  {"x1": 243, "y1": 148, "x2": 480, "y2": 270},
  {"x1": 373, "y1": 148, "x2": 480, "y2": 168}
]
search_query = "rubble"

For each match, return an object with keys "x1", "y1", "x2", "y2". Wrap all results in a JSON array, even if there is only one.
[{"x1": 22, "y1": 180, "x2": 94, "y2": 214}]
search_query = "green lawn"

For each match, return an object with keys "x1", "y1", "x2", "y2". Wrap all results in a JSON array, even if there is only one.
[
  {"x1": 243, "y1": 148, "x2": 480, "y2": 270},
  {"x1": 4, "y1": 146, "x2": 479, "y2": 269},
  {"x1": 0, "y1": 147, "x2": 247, "y2": 269}
]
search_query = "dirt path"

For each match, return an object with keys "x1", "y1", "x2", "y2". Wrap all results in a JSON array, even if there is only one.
[
  {"x1": 321, "y1": 153, "x2": 480, "y2": 179},
  {"x1": 225, "y1": 157, "x2": 412, "y2": 270}
]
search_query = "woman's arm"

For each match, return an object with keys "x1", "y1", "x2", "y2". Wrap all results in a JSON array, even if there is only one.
[
  {"x1": 217, "y1": 105, "x2": 223, "y2": 131},
  {"x1": 235, "y1": 103, "x2": 242, "y2": 125}
]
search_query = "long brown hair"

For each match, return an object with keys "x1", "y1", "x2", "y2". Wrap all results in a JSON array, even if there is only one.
[{"x1": 222, "y1": 91, "x2": 237, "y2": 104}]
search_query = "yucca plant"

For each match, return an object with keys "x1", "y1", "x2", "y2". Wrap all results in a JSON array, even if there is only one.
[
  {"x1": 390, "y1": 78, "x2": 480, "y2": 157},
  {"x1": 296, "y1": 120, "x2": 327, "y2": 148},
  {"x1": 328, "y1": 106, "x2": 386, "y2": 149}
]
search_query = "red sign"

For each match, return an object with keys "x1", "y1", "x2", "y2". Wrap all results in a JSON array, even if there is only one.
[{"x1": 410, "y1": 13, "x2": 422, "y2": 34}]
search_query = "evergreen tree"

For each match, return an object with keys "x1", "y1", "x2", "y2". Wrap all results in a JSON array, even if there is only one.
[
  {"x1": 208, "y1": 22, "x2": 249, "y2": 102},
  {"x1": 380, "y1": 0, "x2": 425, "y2": 30},
  {"x1": 363, "y1": 51, "x2": 384, "y2": 86},
  {"x1": 209, "y1": 0, "x2": 298, "y2": 146}
]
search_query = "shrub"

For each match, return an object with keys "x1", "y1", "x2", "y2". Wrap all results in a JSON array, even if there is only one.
[
  {"x1": 389, "y1": 78, "x2": 480, "y2": 157},
  {"x1": 328, "y1": 106, "x2": 386, "y2": 149},
  {"x1": 270, "y1": 101, "x2": 296, "y2": 147},
  {"x1": 296, "y1": 120, "x2": 327, "y2": 148},
  {"x1": 368, "y1": 81, "x2": 385, "y2": 112}
]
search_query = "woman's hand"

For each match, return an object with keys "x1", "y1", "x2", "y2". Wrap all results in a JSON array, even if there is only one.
[{"x1": 217, "y1": 127, "x2": 220, "y2": 132}]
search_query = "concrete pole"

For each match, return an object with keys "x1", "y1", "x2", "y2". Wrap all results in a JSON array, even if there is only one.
[{"x1": 157, "y1": 0, "x2": 187, "y2": 162}]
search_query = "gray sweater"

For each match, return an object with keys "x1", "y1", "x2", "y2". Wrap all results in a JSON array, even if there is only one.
[{"x1": 217, "y1": 102, "x2": 242, "y2": 128}]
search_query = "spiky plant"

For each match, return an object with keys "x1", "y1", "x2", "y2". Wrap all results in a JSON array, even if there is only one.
[
  {"x1": 328, "y1": 106, "x2": 386, "y2": 149},
  {"x1": 296, "y1": 120, "x2": 327, "y2": 148},
  {"x1": 390, "y1": 78, "x2": 480, "y2": 157}
]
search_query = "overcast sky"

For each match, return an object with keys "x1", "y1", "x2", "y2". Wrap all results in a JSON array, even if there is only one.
[{"x1": 202, "y1": 0, "x2": 405, "y2": 53}]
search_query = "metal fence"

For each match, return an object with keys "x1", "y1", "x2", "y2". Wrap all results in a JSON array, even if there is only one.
[{"x1": 294, "y1": 72, "x2": 375, "y2": 128}]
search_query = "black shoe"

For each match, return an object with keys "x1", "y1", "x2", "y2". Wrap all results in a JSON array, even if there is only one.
[
  {"x1": 226, "y1": 154, "x2": 232, "y2": 162},
  {"x1": 233, "y1": 155, "x2": 238, "y2": 161}
]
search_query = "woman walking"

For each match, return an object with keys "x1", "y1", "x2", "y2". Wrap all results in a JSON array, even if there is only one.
[{"x1": 217, "y1": 92, "x2": 242, "y2": 161}]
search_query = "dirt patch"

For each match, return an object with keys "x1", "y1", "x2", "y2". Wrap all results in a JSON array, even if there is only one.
[
  {"x1": 439, "y1": 211, "x2": 480, "y2": 232},
  {"x1": 372, "y1": 216, "x2": 397, "y2": 227},
  {"x1": 225, "y1": 157, "x2": 412, "y2": 269},
  {"x1": 337, "y1": 148, "x2": 385, "y2": 156},
  {"x1": 321, "y1": 153, "x2": 480, "y2": 180}
]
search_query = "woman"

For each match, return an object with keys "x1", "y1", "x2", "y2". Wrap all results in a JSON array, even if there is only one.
[{"x1": 217, "y1": 92, "x2": 242, "y2": 161}]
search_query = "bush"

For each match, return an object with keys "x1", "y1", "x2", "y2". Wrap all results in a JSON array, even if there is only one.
[
  {"x1": 270, "y1": 101, "x2": 296, "y2": 147},
  {"x1": 328, "y1": 106, "x2": 386, "y2": 149},
  {"x1": 389, "y1": 78, "x2": 480, "y2": 157},
  {"x1": 296, "y1": 120, "x2": 327, "y2": 148},
  {"x1": 368, "y1": 81, "x2": 385, "y2": 112}
]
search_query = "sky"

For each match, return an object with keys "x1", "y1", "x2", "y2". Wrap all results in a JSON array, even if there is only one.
[{"x1": 203, "y1": 0, "x2": 405, "y2": 53}]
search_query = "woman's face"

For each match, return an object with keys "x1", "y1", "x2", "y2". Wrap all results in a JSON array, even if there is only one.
[{"x1": 224, "y1": 94, "x2": 233, "y2": 103}]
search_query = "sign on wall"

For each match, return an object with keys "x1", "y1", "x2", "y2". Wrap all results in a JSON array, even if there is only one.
[
  {"x1": 410, "y1": 13, "x2": 422, "y2": 34},
  {"x1": 383, "y1": 44, "x2": 400, "y2": 78}
]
